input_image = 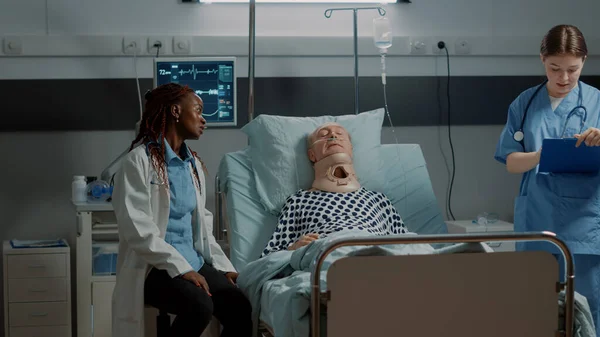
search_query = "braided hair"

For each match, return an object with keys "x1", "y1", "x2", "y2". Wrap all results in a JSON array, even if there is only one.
[{"x1": 129, "y1": 83, "x2": 207, "y2": 191}]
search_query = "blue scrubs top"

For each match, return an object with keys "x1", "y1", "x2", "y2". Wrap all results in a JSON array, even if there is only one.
[
  {"x1": 163, "y1": 140, "x2": 204, "y2": 273},
  {"x1": 495, "y1": 81, "x2": 600, "y2": 254}
]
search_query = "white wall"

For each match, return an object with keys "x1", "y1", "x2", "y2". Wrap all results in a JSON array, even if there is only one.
[
  {"x1": 1, "y1": 1, "x2": 600, "y2": 336},
  {"x1": 2, "y1": 0, "x2": 597, "y2": 38}
]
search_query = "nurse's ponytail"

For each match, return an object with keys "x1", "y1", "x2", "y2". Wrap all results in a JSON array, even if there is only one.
[{"x1": 540, "y1": 24, "x2": 588, "y2": 60}]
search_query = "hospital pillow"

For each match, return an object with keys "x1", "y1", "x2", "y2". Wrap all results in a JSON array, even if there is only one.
[{"x1": 241, "y1": 109, "x2": 385, "y2": 215}]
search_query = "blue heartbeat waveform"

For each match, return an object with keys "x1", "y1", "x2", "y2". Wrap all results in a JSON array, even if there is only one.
[
  {"x1": 203, "y1": 109, "x2": 220, "y2": 117},
  {"x1": 195, "y1": 89, "x2": 219, "y2": 96},
  {"x1": 178, "y1": 65, "x2": 218, "y2": 80}
]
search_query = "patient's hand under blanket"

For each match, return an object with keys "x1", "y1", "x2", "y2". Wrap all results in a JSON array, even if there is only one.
[{"x1": 261, "y1": 187, "x2": 408, "y2": 257}]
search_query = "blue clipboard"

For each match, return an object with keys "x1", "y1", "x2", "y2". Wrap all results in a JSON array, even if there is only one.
[{"x1": 538, "y1": 138, "x2": 600, "y2": 173}]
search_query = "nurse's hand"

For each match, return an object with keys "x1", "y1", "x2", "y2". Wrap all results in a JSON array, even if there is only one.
[
  {"x1": 575, "y1": 127, "x2": 600, "y2": 147},
  {"x1": 182, "y1": 271, "x2": 212, "y2": 296}
]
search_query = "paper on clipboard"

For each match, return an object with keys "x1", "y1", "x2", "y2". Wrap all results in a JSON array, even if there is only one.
[{"x1": 538, "y1": 138, "x2": 600, "y2": 173}]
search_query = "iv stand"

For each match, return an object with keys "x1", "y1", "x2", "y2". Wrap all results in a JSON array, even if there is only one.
[
  {"x1": 325, "y1": 6, "x2": 386, "y2": 115},
  {"x1": 248, "y1": 0, "x2": 256, "y2": 122}
]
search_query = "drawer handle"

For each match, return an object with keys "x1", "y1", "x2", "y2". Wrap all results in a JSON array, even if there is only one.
[
  {"x1": 29, "y1": 312, "x2": 48, "y2": 317},
  {"x1": 28, "y1": 264, "x2": 47, "y2": 269},
  {"x1": 486, "y1": 242, "x2": 502, "y2": 248},
  {"x1": 29, "y1": 288, "x2": 48, "y2": 293}
]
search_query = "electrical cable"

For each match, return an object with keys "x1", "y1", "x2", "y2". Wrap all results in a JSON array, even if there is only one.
[
  {"x1": 45, "y1": 0, "x2": 50, "y2": 35},
  {"x1": 133, "y1": 49, "x2": 142, "y2": 121},
  {"x1": 436, "y1": 57, "x2": 452, "y2": 220},
  {"x1": 155, "y1": 43, "x2": 161, "y2": 58},
  {"x1": 438, "y1": 42, "x2": 456, "y2": 221}
]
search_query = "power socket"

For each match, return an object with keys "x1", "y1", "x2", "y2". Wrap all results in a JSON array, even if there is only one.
[
  {"x1": 148, "y1": 37, "x2": 168, "y2": 55},
  {"x1": 123, "y1": 37, "x2": 142, "y2": 55},
  {"x1": 3, "y1": 37, "x2": 22, "y2": 55},
  {"x1": 409, "y1": 37, "x2": 428, "y2": 55},
  {"x1": 455, "y1": 39, "x2": 471, "y2": 55},
  {"x1": 173, "y1": 37, "x2": 192, "y2": 54},
  {"x1": 433, "y1": 40, "x2": 447, "y2": 55}
]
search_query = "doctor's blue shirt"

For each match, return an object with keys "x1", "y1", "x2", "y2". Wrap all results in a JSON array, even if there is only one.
[{"x1": 163, "y1": 140, "x2": 204, "y2": 274}]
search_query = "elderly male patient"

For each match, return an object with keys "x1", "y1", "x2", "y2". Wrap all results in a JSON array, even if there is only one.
[{"x1": 260, "y1": 122, "x2": 407, "y2": 257}]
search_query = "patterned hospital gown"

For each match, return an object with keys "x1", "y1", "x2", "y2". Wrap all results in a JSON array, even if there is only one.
[{"x1": 261, "y1": 187, "x2": 408, "y2": 257}]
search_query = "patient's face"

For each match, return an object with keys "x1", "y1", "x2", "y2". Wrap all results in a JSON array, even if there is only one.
[{"x1": 308, "y1": 123, "x2": 353, "y2": 163}]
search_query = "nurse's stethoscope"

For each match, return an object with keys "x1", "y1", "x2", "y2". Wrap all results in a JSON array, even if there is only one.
[{"x1": 513, "y1": 79, "x2": 587, "y2": 145}]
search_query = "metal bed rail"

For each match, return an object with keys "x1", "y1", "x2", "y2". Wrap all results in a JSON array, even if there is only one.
[
  {"x1": 214, "y1": 173, "x2": 227, "y2": 242},
  {"x1": 310, "y1": 231, "x2": 575, "y2": 337}
]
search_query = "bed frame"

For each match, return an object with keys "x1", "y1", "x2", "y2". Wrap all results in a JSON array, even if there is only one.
[
  {"x1": 311, "y1": 231, "x2": 574, "y2": 337},
  {"x1": 215, "y1": 180, "x2": 575, "y2": 336},
  {"x1": 215, "y1": 165, "x2": 576, "y2": 337},
  {"x1": 211, "y1": 1, "x2": 577, "y2": 335}
]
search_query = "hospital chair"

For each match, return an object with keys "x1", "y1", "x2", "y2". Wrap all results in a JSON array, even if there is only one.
[
  {"x1": 144, "y1": 307, "x2": 221, "y2": 337},
  {"x1": 213, "y1": 111, "x2": 583, "y2": 337}
]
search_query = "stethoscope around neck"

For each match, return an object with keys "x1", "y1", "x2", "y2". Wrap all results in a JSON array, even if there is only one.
[{"x1": 513, "y1": 79, "x2": 587, "y2": 146}]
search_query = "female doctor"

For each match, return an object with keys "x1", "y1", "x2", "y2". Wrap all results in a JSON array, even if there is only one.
[
  {"x1": 111, "y1": 83, "x2": 252, "y2": 337},
  {"x1": 495, "y1": 24, "x2": 600, "y2": 334}
]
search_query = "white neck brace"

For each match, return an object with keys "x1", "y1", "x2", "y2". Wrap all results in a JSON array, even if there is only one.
[{"x1": 311, "y1": 152, "x2": 361, "y2": 193}]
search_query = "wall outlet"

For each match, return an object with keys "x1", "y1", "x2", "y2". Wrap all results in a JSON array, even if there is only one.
[
  {"x1": 455, "y1": 39, "x2": 471, "y2": 55},
  {"x1": 123, "y1": 37, "x2": 142, "y2": 55},
  {"x1": 410, "y1": 38, "x2": 427, "y2": 55},
  {"x1": 173, "y1": 37, "x2": 191, "y2": 54},
  {"x1": 148, "y1": 37, "x2": 169, "y2": 55},
  {"x1": 3, "y1": 37, "x2": 22, "y2": 55},
  {"x1": 432, "y1": 39, "x2": 447, "y2": 55}
]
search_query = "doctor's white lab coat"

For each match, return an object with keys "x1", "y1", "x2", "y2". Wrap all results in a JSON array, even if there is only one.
[{"x1": 110, "y1": 145, "x2": 235, "y2": 337}]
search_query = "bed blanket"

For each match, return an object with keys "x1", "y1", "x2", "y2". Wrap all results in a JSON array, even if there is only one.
[{"x1": 237, "y1": 231, "x2": 491, "y2": 337}]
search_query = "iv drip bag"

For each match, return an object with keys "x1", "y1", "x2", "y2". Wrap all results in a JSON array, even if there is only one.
[{"x1": 373, "y1": 17, "x2": 392, "y2": 50}]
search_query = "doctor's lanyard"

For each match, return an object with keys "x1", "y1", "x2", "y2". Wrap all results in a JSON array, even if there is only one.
[{"x1": 513, "y1": 79, "x2": 588, "y2": 148}]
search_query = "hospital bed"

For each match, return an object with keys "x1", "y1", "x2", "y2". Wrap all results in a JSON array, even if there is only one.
[
  {"x1": 211, "y1": 3, "x2": 584, "y2": 334},
  {"x1": 213, "y1": 114, "x2": 584, "y2": 337}
]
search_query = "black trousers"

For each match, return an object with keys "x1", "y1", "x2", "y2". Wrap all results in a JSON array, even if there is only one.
[{"x1": 144, "y1": 263, "x2": 253, "y2": 337}]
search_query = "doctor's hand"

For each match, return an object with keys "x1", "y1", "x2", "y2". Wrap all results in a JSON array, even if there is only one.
[
  {"x1": 575, "y1": 127, "x2": 600, "y2": 147},
  {"x1": 224, "y1": 272, "x2": 239, "y2": 285},
  {"x1": 288, "y1": 233, "x2": 319, "y2": 251},
  {"x1": 181, "y1": 271, "x2": 211, "y2": 296}
]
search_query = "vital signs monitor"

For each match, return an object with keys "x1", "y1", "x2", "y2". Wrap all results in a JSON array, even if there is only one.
[{"x1": 153, "y1": 57, "x2": 237, "y2": 127}]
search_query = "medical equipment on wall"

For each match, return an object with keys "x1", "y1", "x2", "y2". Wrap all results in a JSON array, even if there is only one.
[
  {"x1": 324, "y1": 6, "x2": 386, "y2": 115},
  {"x1": 154, "y1": 57, "x2": 238, "y2": 127},
  {"x1": 514, "y1": 79, "x2": 587, "y2": 146}
]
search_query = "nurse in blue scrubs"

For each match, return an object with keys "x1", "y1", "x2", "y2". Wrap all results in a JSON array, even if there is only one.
[{"x1": 495, "y1": 24, "x2": 600, "y2": 334}]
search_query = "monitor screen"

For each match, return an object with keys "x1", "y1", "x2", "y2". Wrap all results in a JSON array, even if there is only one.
[{"x1": 153, "y1": 57, "x2": 237, "y2": 127}]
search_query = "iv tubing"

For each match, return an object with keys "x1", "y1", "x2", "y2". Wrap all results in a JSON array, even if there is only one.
[{"x1": 379, "y1": 50, "x2": 407, "y2": 214}]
